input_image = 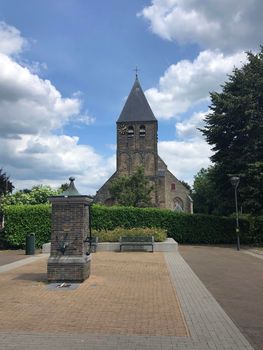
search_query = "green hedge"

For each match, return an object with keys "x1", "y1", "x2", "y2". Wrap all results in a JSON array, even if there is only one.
[
  {"x1": 3, "y1": 204, "x2": 51, "y2": 248},
  {"x1": 91, "y1": 205, "x2": 252, "y2": 244},
  {"x1": 164, "y1": 213, "x2": 251, "y2": 244},
  {"x1": 91, "y1": 205, "x2": 167, "y2": 230},
  {"x1": 1, "y1": 204, "x2": 262, "y2": 248}
]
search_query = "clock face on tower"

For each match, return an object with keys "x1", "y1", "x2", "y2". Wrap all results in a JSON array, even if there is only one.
[{"x1": 118, "y1": 124, "x2": 127, "y2": 135}]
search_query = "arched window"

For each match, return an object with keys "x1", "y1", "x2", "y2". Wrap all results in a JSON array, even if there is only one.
[
  {"x1": 174, "y1": 197, "x2": 184, "y2": 212},
  {"x1": 127, "y1": 126, "x2": 134, "y2": 138},
  {"x1": 139, "y1": 125, "x2": 146, "y2": 137},
  {"x1": 171, "y1": 183, "x2": 176, "y2": 191}
]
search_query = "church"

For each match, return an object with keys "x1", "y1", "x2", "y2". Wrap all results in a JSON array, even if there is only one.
[{"x1": 94, "y1": 76, "x2": 193, "y2": 213}]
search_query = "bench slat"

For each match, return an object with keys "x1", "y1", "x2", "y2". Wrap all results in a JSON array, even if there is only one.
[
  {"x1": 120, "y1": 236, "x2": 154, "y2": 252},
  {"x1": 120, "y1": 236, "x2": 153, "y2": 242}
]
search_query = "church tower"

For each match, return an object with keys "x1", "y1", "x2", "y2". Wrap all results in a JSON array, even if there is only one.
[
  {"x1": 116, "y1": 76, "x2": 158, "y2": 179},
  {"x1": 94, "y1": 75, "x2": 193, "y2": 213}
]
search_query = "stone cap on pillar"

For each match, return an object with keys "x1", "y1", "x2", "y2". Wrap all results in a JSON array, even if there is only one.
[
  {"x1": 61, "y1": 177, "x2": 81, "y2": 196},
  {"x1": 48, "y1": 177, "x2": 93, "y2": 204}
]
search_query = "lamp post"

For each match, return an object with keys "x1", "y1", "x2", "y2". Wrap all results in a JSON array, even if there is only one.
[{"x1": 230, "y1": 176, "x2": 240, "y2": 251}]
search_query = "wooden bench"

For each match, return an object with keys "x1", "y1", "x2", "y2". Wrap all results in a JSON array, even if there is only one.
[{"x1": 119, "y1": 236, "x2": 154, "y2": 252}]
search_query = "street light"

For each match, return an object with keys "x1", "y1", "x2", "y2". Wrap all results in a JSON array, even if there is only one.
[{"x1": 230, "y1": 176, "x2": 240, "y2": 251}]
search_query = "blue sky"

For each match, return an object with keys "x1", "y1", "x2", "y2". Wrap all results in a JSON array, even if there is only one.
[{"x1": 0, "y1": 0, "x2": 262, "y2": 194}]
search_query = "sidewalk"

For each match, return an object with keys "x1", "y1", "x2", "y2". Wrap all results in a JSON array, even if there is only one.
[
  {"x1": 0, "y1": 250, "x2": 255, "y2": 350},
  {"x1": 180, "y1": 245, "x2": 263, "y2": 350},
  {"x1": 0, "y1": 250, "x2": 28, "y2": 266}
]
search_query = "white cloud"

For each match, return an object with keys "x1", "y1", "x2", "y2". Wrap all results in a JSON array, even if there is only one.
[
  {"x1": 139, "y1": 0, "x2": 262, "y2": 52},
  {"x1": 20, "y1": 60, "x2": 48, "y2": 75},
  {"x1": 0, "y1": 21, "x2": 114, "y2": 194},
  {"x1": 159, "y1": 140, "x2": 212, "y2": 185},
  {"x1": 0, "y1": 133, "x2": 115, "y2": 195},
  {"x1": 106, "y1": 144, "x2": 117, "y2": 151},
  {"x1": 0, "y1": 53, "x2": 82, "y2": 137},
  {"x1": 75, "y1": 114, "x2": 95, "y2": 125},
  {"x1": 140, "y1": 1, "x2": 252, "y2": 178},
  {"x1": 176, "y1": 110, "x2": 207, "y2": 140},
  {"x1": 145, "y1": 50, "x2": 246, "y2": 118},
  {"x1": 0, "y1": 21, "x2": 27, "y2": 55}
]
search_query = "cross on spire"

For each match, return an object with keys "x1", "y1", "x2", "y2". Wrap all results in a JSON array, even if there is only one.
[{"x1": 134, "y1": 66, "x2": 140, "y2": 79}]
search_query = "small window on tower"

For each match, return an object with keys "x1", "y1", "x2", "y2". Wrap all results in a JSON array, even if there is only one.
[
  {"x1": 171, "y1": 183, "x2": 176, "y2": 191},
  {"x1": 139, "y1": 125, "x2": 146, "y2": 137},
  {"x1": 127, "y1": 126, "x2": 134, "y2": 138}
]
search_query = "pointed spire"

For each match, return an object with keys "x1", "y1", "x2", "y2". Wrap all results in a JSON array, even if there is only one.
[{"x1": 117, "y1": 76, "x2": 157, "y2": 123}]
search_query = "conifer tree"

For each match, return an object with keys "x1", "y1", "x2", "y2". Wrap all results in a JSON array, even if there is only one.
[
  {"x1": 201, "y1": 48, "x2": 263, "y2": 214},
  {"x1": 0, "y1": 169, "x2": 14, "y2": 196}
]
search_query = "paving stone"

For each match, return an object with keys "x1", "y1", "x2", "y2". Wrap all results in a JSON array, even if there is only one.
[{"x1": 0, "y1": 251, "x2": 255, "y2": 349}]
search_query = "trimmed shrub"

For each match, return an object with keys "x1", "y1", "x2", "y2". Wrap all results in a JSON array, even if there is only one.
[
  {"x1": 92, "y1": 227, "x2": 167, "y2": 242},
  {"x1": 1, "y1": 203, "x2": 259, "y2": 248},
  {"x1": 91, "y1": 205, "x2": 250, "y2": 244},
  {"x1": 91, "y1": 205, "x2": 173, "y2": 230},
  {"x1": 163, "y1": 213, "x2": 250, "y2": 244},
  {"x1": 3, "y1": 204, "x2": 51, "y2": 248}
]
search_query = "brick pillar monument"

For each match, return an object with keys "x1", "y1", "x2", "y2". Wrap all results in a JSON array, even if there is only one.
[{"x1": 47, "y1": 177, "x2": 92, "y2": 282}]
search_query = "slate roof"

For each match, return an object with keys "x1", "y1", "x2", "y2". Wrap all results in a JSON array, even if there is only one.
[{"x1": 117, "y1": 77, "x2": 157, "y2": 123}]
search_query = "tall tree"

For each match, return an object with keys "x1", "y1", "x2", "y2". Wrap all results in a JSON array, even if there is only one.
[
  {"x1": 201, "y1": 48, "x2": 263, "y2": 215},
  {"x1": 2, "y1": 185, "x2": 60, "y2": 206},
  {"x1": 109, "y1": 167, "x2": 153, "y2": 207},
  {"x1": 0, "y1": 169, "x2": 14, "y2": 195},
  {"x1": 192, "y1": 167, "x2": 216, "y2": 214}
]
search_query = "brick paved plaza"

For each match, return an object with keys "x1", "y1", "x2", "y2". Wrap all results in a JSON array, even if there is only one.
[
  {"x1": 0, "y1": 252, "x2": 187, "y2": 337},
  {"x1": 0, "y1": 250, "x2": 257, "y2": 350}
]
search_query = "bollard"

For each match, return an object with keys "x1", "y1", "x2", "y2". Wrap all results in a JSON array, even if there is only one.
[{"x1": 26, "y1": 233, "x2": 35, "y2": 255}]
